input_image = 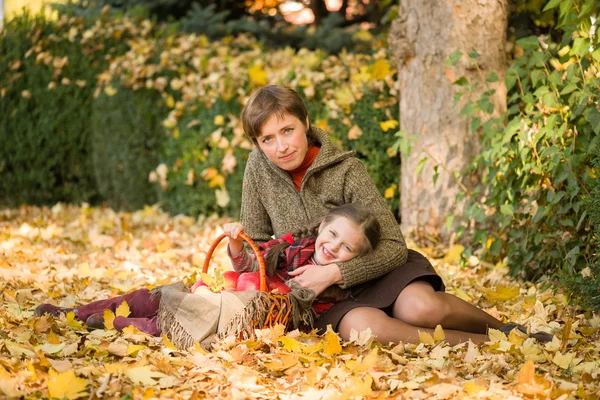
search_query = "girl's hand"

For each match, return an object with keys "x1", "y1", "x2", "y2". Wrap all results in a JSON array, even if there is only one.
[
  {"x1": 223, "y1": 223, "x2": 245, "y2": 257},
  {"x1": 288, "y1": 264, "x2": 343, "y2": 296}
]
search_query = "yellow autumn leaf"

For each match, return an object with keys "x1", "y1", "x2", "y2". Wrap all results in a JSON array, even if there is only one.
[
  {"x1": 48, "y1": 331, "x2": 61, "y2": 345},
  {"x1": 379, "y1": 119, "x2": 399, "y2": 132},
  {"x1": 384, "y1": 184, "x2": 397, "y2": 199},
  {"x1": 314, "y1": 119, "x2": 329, "y2": 131},
  {"x1": 323, "y1": 329, "x2": 342, "y2": 355},
  {"x1": 371, "y1": 59, "x2": 392, "y2": 80},
  {"x1": 346, "y1": 348, "x2": 378, "y2": 372},
  {"x1": 334, "y1": 86, "x2": 355, "y2": 109},
  {"x1": 477, "y1": 285, "x2": 520, "y2": 302},
  {"x1": 463, "y1": 381, "x2": 486, "y2": 395},
  {"x1": 103, "y1": 309, "x2": 115, "y2": 330},
  {"x1": 125, "y1": 365, "x2": 167, "y2": 386},
  {"x1": 47, "y1": 369, "x2": 88, "y2": 399},
  {"x1": 165, "y1": 95, "x2": 175, "y2": 108},
  {"x1": 104, "y1": 85, "x2": 117, "y2": 96},
  {"x1": 419, "y1": 330, "x2": 435, "y2": 344},
  {"x1": 126, "y1": 345, "x2": 146, "y2": 356},
  {"x1": 433, "y1": 325, "x2": 446, "y2": 341},
  {"x1": 116, "y1": 301, "x2": 130, "y2": 318},
  {"x1": 201, "y1": 167, "x2": 218, "y2": 181},
  {"x1": 264, "y1": 354, "x2": 298, "y2": 372},
  {"x1": 347, "y1": 124, "x2": 363, "y2": 140},
  {"x1": 248, "y1": 64, "x2": 267, "y2": 86},
  {"x1": 213, "y1": 115, "x2": 225, "y2": 126},
  {"x1": 279, "y1": 336, "x2": 302, "y2": 353},
  {"x1": 161, "y1": 334, "x2": 178, "y2": 350},
  {"x1": 552, "y1": 351, "x2": 582, "y2": 369},
  {"x1": 487, "y1": 328, "x2": 507, "y2": 343},
  {"x1": 516, "y1": 360, "x2": 552, "y2": 396},
  {"x1": 208, "y1": 174, "x2": 225, "y2": 189},
  {"x1": 443, "y1": 244, "x2": 465, "y2": 264},
  {"x1": 454, "y1": 288, "x2": 473, "y2": 302},
  {"x1": 301, "y1": 341, "x2": 323, "y2": 354},
  {"x1": 588, "y1": 167, "x2": 596, "y2": 178},
  {"x1": 342, "y1": 375, "x2": 373, "y2": 398}
]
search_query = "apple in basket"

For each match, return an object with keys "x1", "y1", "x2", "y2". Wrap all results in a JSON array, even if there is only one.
[
  {"x1": 221, "y1": 271, "x2": 240, "y2": 291},
  {"x1": 190, "y1": 279, "x2": 211, "y2": 294},
  {"x1": 268, "y1": 279, "x2": 291, "y2": 294},
  {"x1": 236, "y1": 272, "x2": 291, "y2": 294},
  {"x1": 236, "y1": 271, "x2": 261, "y2": 291}
]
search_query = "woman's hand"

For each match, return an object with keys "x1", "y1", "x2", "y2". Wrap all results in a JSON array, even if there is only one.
[
  {"x1": 288, "y1": 264, "x2": 343, "y2": 296},
  {"x1": 223, "y1": 223, "x2": 245, "y2": 257}
]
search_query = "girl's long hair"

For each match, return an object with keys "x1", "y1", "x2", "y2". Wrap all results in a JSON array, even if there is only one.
[{"x1": 263, "y1": 203, "x2": 381, "y2": 275}]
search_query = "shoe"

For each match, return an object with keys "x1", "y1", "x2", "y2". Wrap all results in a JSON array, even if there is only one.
[
  {"x1": 85, "y1": 313, "x2": 105, "y2": 330},
  {"x1": 34, "y1": 304, "x2": 74, "y2": 317},
  {"x1": 499, "y1": 322, "x2": 553, "y2": 344}
]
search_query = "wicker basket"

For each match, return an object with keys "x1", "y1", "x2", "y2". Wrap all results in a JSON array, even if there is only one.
[{"x1": 202, "y1": 232, "x2": 292, "y2": 329}]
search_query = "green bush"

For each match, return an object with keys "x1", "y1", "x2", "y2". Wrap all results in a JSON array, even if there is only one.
[
  {"x1": 91, "y1": 87, "x2": 166, "y2": 210},
  {"x1": 565, "y1": 148, "x2": 600, "y2": 309},
  {"x1": 0, "y1": 11, "x2": 152, "y2": 207},
  {"x1": 0, "y1": 13, "x2": 100, "y2": 205},
  {"x1": 453, "y1": 0, "x2": 599, "y2": 282}
]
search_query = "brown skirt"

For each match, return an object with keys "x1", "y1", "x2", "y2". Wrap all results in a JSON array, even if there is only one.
[{"x1": 314, "y1": 249, "x2": 445, "y2": 333}]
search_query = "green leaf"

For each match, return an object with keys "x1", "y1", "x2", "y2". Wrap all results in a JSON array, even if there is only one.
[
  {"x1": 468, "y1": 49, "x2": 480, "y2": 59},
  {"x1": 500, "y1": 204, "x2": 514, "y2": 216},
  {"x1": 530, "y1": 70, "x2": 545, "y2": 87},
  {"x1": 445, "y1": 215, "x2": 454, "y2": 232},
  {"x1": 445, "y1": 51, "x2": 463, "y2": 66},
  {"x1": 433, "y1": 165, "x2": 440, "y2": 185},
  {"x1": 452, "y1": 77, "x2": 469, "y2": 86},
  {"x1": 486, "y1": 72, "x2": 499, "y2": 83},
  {"x1": 559, "y1": 84, "x2": 578, "y2": 95},
  {"x1": 570, "y1": 37, "x2": 590, "y2": 58},
  {"x1": 542, "y1": 0, "x2": 562, "y2": 11},
  {"x1": 516, "y1": 36, "x2": 540, "y2": 50},
  {"x1": 416, "y1": 157, "x2": 428, "y2": 175}
]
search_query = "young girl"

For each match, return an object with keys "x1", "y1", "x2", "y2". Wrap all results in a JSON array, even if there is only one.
[
  {"x1": 223, "y1": 203, "x2": 381, "y2": 318},
  {"x1": 33, "y1": 204, "x2": 381, "y2": 337},
  {"x1": 238, "y1": 84, "x2": 552, "y2": 345}
]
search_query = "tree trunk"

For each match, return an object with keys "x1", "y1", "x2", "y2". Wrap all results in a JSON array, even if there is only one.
[
  {"x1": 0, "y1": 0, "x2": 4, "y2": 32},
  {"x1": 388, "y1": 0, "x2": 508, "y2": 238},
  {"x1": 309, "y1": 0, "x2": 329, "y2": 25}
]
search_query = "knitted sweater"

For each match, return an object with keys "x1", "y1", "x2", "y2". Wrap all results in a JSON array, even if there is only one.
[{"x1": 240, "y1": 127, "x2": 408, "y2": 289}]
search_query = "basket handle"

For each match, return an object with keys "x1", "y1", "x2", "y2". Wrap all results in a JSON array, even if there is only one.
[{"x1": 201, "y1": 231, "x2": 268, "y2": 292}]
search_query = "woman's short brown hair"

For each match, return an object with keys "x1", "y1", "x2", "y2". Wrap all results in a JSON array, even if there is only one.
[{"x1": 241, "y1": 85, "x2": 308, "y2": 144}]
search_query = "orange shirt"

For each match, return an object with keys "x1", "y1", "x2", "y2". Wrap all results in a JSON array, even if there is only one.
[{"x1": 289, "y1": 146, "x2": 320, "y2": 192}]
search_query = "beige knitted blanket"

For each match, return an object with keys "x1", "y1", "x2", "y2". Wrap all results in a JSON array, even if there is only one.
[{"x1": 153, "y1": 281, "x2": 315, "y2": 350}]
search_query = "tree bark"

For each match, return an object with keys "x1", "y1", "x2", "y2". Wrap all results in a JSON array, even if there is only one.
[{"x1": 388, "y1": 0, "x2": 508, "y2": 238}]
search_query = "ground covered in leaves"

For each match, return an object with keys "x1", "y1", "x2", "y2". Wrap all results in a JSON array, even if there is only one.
[{"x1": 1, "y1": 204, "x2": 599, "y2": 399}]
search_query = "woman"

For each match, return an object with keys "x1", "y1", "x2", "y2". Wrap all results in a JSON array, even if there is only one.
[{"x1": 238, "y1": 84, "x2": 548, "y2": 345}]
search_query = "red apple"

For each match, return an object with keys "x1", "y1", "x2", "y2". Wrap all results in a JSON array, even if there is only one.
[
  {"x1": 236, "y1": 272, "x2": 261, "y2": 291},
  {"x1": 221, "y1": 271, "x2": 240, "y2": 291},
  {"x1": 268, "y1": 280, "x2": 291, "y2": 294},
  {"x1": 190, "y1": 279, "x2": 210, "y2": 294}
]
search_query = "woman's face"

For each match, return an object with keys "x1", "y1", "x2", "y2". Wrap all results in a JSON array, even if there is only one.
[
  {"x1": 256, "y1": 113, "x2": 309, "y2": 171},
  {"x1": 314, "y1": 217, "x2": 365, "y2": 265}
]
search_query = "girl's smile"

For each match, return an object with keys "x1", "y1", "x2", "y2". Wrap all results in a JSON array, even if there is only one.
[{"x1": 314, "y1": 217, "x2": 366, "y2": 265}]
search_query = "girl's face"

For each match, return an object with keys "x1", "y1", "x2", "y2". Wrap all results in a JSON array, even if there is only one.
[
  {"x1": 314, "y1": 217, "x2": 366, "y2": 265},
  {"x1": 257, "y1": 113, "x2": 309, "y2": 171}
]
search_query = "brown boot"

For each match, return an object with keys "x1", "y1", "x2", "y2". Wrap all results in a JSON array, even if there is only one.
[{"x1": 34, "y1": 304, "x2": 74, "y2": 317}]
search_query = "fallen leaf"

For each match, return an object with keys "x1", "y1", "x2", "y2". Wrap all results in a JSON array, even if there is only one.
[{"x1": 47, "y1": 369, "x2": 88, "y2": 399}]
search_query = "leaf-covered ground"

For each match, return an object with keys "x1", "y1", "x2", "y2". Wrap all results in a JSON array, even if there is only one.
[{"x1": 1, "y1": 204, "x2": 599, "y2": 399}]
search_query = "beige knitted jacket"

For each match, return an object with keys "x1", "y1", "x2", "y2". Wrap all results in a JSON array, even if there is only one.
[{"x1": 240, "y1": 127, "x2": 408, "y2": 289}]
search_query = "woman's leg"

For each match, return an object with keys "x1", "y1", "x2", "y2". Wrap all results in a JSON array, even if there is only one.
[
  {"x1": 393, "y1": 281, "x2": 504, "y2": 334},
  {"x1": 64, "y1": 288, "x2": 159, "y2": 321},
  {"x1": 337, "y1": 307, "x2": 489, "y2": 345}
]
